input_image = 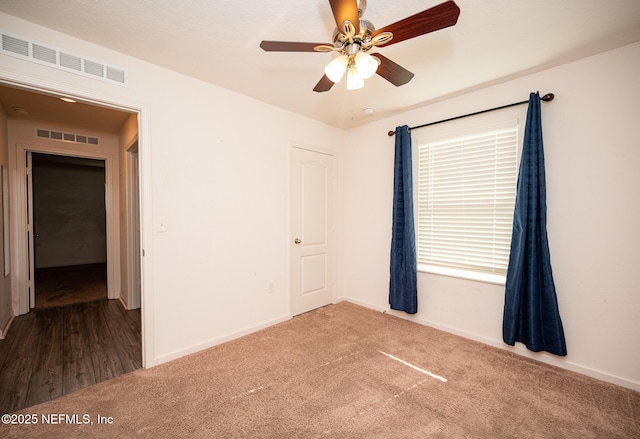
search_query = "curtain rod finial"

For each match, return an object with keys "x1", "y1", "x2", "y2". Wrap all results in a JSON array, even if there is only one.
[
  {"x1": 388, "y1": 130, "x2": 396, "y2": 136},
  {"x1": 541, "y1": 93, "x2": 554, "y2": 101}
]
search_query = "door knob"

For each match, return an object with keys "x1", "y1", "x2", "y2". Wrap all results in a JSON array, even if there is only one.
[
  {"x1": 34, "y1": 233, "x2": 41, "y2": 238},
  {"x1": 294, "y1": 238, "x2": 301, "y2": 244}
]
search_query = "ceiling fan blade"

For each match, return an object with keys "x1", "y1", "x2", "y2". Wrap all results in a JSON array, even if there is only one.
[
  {"x1": 328, "y1": 0, "x2": 360, "y2": 36},
  {"x1": 372, "y1": 0, "x2": 460, "y2": 47},
  {"x1": 260, "y1": 41, "x2": 329, "y2": 52},
  {"x1": 313, "y1": 75, "x2": 335, "y2": 93},
  {"x1": 374, "y1": 53, "x2": 415, "y2": 87}
]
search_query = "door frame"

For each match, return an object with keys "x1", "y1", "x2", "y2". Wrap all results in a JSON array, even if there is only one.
[
  {"x1": 26, "y1": 151, "x2": 34, "y2": 308},
  {"x1": 18, "y1": 145, "x2": 116, "y2": 310},
  {"x1": 124, "y1": 138, "x2": 141, "y2": 310},
  {"x1": 289, "y1": 144, "x2": 337, "y2": 316},
  {"x1": 0, "y1": 74, "x2": 154, "y2": 367}
]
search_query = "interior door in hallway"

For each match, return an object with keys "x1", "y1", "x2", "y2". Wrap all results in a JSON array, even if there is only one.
[
  {"x1": 26, "y1": 151, "x2": 35, "y2": 308},
  {"x1": 290, "y1": 146, "x2": 334, "y2": 316}
]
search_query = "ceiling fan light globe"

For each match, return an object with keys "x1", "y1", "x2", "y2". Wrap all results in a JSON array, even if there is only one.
[
  {"x1": 354, "y1": 51, "x2": 378, "y2": 79},
  {"x1": 325, "y1": 55, "x2": 349, "y2": 83},
  {"x1": 346, "y1": 67, "x2": 364, "y2": 90}
]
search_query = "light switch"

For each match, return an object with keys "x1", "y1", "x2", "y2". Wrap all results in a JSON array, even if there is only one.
[{"x1": 156, "y1": 216, "x2": 168, "y2": 232}]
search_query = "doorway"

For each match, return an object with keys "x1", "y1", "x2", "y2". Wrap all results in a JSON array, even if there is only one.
[
  {"x1": 30, "y1": 152, "x2": 108, "y2": 309},
  {"x1": 0, "y1": 81, "x2": 149, "y2": 370},
  {"x1": 0, "y1": 83, "x2": 146, "y2": 410}
]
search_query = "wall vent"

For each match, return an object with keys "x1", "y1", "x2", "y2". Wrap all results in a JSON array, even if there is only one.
[
  {"x1": 1, "y1": 30, "x2": 128, "y2": 87},
  {"x1": 37, "y1": 128, "x2": 99, "y2": 145}
]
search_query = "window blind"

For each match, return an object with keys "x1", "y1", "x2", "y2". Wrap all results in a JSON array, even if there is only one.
[{"x1": 417, "y1": 121, "x2": 518, "y2": 275}]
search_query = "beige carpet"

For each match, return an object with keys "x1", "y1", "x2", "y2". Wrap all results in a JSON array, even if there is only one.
[{"x1": 2, "y1": 302, "x2": 638, "y2": 438}]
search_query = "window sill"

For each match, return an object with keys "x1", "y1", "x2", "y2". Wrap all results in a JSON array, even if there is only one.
[{"x1": 417, "y1": 264, "x2": 506, "y2": 286}]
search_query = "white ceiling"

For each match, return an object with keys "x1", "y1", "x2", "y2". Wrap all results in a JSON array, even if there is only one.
[
  {"x1": 0, "y1": 84, "x2": 134, "y2": 133},
  {"x1": 1, "y1": 0, "x2": 640, "y2": 131}
]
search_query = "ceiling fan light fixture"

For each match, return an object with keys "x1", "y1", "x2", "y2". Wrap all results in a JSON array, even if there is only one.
[
  {"x1": 354, "y1": 51, "x2": 378, "y2": 79},
  {"x1": 260, "y1": 0, "x2": 461, "y2": 93},
  {"x1": 324, "y1": 55, "x2": 349, "y2": 83},
  {"x1": 346, "y1": 66, "x2": 364, "y2": 90}
]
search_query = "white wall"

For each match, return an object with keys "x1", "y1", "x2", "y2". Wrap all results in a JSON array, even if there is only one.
[
  {"x1": 343, "y1": 42, "x2": 640, "y2": 391},
  {"x1": 0, "y1": 103, "x2": 11, "y2": 338},
  {"x1": 0, "y1": 12, "x2": 343, "y2": 366},
  {"x1": 118, "y1": 113, "x2": 139, "y2": 310}
]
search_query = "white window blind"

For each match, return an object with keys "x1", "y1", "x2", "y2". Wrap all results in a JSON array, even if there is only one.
[{"x1": 417, "y1": 120, "x2": 518, "y2": 275}]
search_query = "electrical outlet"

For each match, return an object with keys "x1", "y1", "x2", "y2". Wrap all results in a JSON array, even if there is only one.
[{"x1": 268, "y1": 282, "x2": 274, "y2": 294}]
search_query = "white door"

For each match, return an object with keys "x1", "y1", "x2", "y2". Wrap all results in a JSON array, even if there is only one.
[
  {"x1": 290, "y1": 147, "x2": 334, "y2": 316},
  {"x1": 26, "y1": 151, "x2": 35, "y2": 308},
  {"x1": 126, "y1": 144, "x2": 141, "y2": 310}
]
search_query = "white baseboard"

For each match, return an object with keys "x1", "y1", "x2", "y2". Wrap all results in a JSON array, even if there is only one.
[
  {"x1": 118, "y1": 295, "x2": 128, "y2": 310},
  {"x1": 0, "y1": 313, "x2": 15, "y2": 340},
  {"x1": 342, "y1": 298, "x2": 640, "y2": 393},
  {"x1": 118, "y1": 295, "x2": 139, "y2": 311},
  {"x1": 154, "y1": 314, "x2": 292, "y2": 366}
]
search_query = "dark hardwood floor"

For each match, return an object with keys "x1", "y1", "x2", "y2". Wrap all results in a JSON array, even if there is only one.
[
  {"x1": 0, "y1": 299, "x2": 141, "y2": 414},
  {"x1": 35, "y1": 263, "x2": 108, "y2": 309}
]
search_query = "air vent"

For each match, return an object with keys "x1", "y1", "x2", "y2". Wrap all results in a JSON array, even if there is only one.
[
  {"x1": 106, "y1": 66, "x2": 126, "y2": 83},
  {"x1": 2, "y1": 33, "x2": 28, "y2": 56},
  {"x1": 37, "y1": 128, "x2": 99, "y2": 146},
  {"x1": 1, "y1": 30, "x2": 128, "y2": 87},
  {"x1": 60, "y1": 51, "x2": 82, "y2": 71},
  {"x1": 32, "y1": 43, "x2": 56, "y2": 64},
  {"x1": 84, "y1": 59, "x2": 104, "y2": 77}
]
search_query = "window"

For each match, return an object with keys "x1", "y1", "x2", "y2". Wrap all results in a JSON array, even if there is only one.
[{"x1": 417, "y1": 120, "x2": 518, "y2": 282}]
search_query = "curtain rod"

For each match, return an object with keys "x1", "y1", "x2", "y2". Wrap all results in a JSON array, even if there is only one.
[{"x1": 387, "y1": 93, "x2": 555, "y2": 136}]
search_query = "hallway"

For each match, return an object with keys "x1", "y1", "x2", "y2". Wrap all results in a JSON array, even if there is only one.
[{"x1": 0, "y1": 299, "x2": 141, "y2": 413}]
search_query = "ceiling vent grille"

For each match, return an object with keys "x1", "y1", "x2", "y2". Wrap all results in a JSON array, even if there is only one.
[
  {"x1": 32, "y1": 43, "x2": 57, "y2": 64},
  {"x1": 37, "y1": 128, "x2": 99, "y2": 145},
  {"x1": 1, "y1": 30, "x2": 128, "y2": 87}
]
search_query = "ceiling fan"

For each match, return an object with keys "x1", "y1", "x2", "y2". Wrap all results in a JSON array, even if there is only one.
[{"x1": 260, "y1": 0, "x2": 461, "y2": 92}]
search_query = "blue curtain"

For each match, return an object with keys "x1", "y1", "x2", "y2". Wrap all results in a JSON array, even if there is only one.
[
  {"x1": 503, "y1": 92, "x2": 567, "y2": 356},
  {"x1": 389, "y1": 125, "x2": 418, "y2": 314}
]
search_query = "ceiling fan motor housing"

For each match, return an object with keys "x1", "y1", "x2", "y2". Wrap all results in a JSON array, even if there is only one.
[
  {"x1": 332, "y1": 19, "x2": 376, "y2": 49},
  {"x1": 357, "y1": 0, "x2": 367, "y2": 16}
]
